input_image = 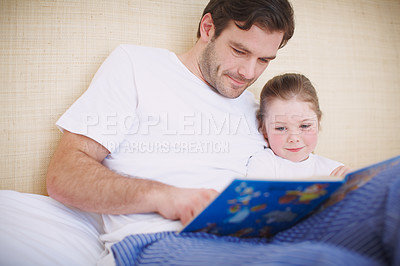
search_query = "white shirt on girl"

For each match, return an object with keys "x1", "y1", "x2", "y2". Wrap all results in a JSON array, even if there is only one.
[{"x1": 246, "y1": 147, "x2": 343, "y2": 179}]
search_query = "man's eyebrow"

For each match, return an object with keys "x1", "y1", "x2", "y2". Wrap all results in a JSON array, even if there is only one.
[
  {"x1": 231, "y1": 41, "x2": 277, "y2": 60},
  {"x1": 231, "y1": 42, "x2": 250, "y2": 52}
]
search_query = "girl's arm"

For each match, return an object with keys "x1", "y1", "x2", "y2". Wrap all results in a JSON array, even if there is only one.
[{"x1": 330, "y1": 165, "x2": 351, "y2": 177}]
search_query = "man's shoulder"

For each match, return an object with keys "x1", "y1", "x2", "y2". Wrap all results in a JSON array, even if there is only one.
[
  {"x1": 117, "y1": 44, "x2": 171, "y2": 56},
  {"x1": 236, "y1": 90, "x2": 259, "y2": 112},
  {"x1": 113, "y1": 44, "x2": 176, "y2": 70}
]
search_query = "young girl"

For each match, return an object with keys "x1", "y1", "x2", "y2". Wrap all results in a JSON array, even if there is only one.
[{"x1": 247, "y1": 73, "x2": 349, "y2": 179}]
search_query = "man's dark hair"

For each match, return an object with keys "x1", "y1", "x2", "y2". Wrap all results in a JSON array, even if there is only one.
[{"x1": 197, "y1": 0, "x2": 295, "y2": 48}]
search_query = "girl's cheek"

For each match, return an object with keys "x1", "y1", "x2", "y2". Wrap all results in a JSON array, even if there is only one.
[
  {"x1": 270, "y1": 134, "x2": 286, "y2": 148},
  {"x1": 304, "y1": 132, "x2": 318, "y2": 147}
]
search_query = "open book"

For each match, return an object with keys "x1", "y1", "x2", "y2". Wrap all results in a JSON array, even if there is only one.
[{"x1": 180, "y1": 155, "x2": 400, "y2": 237}]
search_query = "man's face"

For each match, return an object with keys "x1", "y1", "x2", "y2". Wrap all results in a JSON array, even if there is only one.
[{"x1": 199, "y1": 21, "x2": 284, "y2": 98}]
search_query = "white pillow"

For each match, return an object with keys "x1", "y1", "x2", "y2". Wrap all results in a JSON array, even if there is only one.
[{"x1": 0, "y1": 190, "x2": 104, "y2": 266}]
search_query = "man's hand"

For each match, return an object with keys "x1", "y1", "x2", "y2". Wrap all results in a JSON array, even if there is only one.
[
  {"x1": 330, "y1": 165, "x2": 351, "y2": 177},
  {"x1": 155, "y1": 187, "x2": 219, "y2": 226},
  {"x1": 47, "y1": 131, "x2": 219, "y2": 222}
]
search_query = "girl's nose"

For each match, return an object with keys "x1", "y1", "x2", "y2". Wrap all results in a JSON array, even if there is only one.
[{"x1": 287, "y1": 132, "x2": 301, "y2": 143}]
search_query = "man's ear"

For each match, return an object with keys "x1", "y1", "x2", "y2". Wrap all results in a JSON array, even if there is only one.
[{"x1": 199, "y1": 13, "x2": 215, "y2": 42}]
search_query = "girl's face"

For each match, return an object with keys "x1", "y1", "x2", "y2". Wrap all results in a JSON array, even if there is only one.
[{"x1": 263, "y1": 98, "x2": 319, "y2": 162}]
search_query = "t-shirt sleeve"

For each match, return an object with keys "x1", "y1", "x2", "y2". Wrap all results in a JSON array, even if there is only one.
[
  {"x1": 245, "y1": 148, "x2": 277, "y2": 179},
  {"x1": 56, "y1": 45, "x2": 139, "y2": 153},
  {"x1": 314, "y1": 155, "x2": 344, "y2": 176}
]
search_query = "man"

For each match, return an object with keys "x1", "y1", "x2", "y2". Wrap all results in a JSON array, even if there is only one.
[{"x1": 46, "y1": 0, "x2": 294, "y2": 253}]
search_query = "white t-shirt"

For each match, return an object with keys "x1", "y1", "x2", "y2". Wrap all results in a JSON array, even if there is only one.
[
  {"x1": 56, "y1": 45, "x2": 266, "y2": 244},
  {"x1": 246, "y1": 148, "x2": 343, "y2": 179}
]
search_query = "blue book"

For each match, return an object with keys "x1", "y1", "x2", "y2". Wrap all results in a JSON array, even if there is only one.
[{"x1": 180, "y1": 155, "x2": 400, "y2": 237}]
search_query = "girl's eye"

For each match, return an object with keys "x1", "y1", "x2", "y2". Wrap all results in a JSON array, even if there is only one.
[
  {"x1": 275, "y1": 127, "x2": 286, "y2": 131},
  {"x1": 301, "y1": 124, "x2": 311, "y2": 129}
]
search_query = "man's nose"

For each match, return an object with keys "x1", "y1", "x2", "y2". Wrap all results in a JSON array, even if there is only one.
[{"x1": 238, "y1": 60, "x2": 256, "y2": 80}]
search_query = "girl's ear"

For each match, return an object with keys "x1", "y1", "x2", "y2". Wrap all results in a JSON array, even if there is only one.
[
  {"x1": 261, "y1": 124, "x2": 268, "y2": 141},
  {"x1": 199, "y1": 13, "x2": 215, "y2": 42},
  {"x1": 262, "y1": 126, "x2": 271, "y2": 148}
]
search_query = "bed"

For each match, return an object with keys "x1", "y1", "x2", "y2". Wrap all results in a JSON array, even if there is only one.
[
  {"x1": 1, "y1": 160, "x2": 399, "y2": 265},
  {"x1": 1, "y1": 0, "x2": 400, "y2": 265}
]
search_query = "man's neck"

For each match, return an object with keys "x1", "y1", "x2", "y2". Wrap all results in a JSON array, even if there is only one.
[{"x1": 177, "y1": 43, "x2": 207, "y2": 85}]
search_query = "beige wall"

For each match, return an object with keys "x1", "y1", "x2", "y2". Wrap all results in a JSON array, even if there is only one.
[
  {"x1": 1, "y1": 0, "x2": 399, "y2": 195},
  {"x1": 249, "y1": 0, "x2": 400, "y2": 168}
]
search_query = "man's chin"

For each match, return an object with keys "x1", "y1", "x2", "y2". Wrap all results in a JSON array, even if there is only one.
[
  {"x1": 221, "y1": 91, "x2": 243, "y2": 99},
  {"x1": 217, "y1": 86, "x2": 247, "y2": 99}
]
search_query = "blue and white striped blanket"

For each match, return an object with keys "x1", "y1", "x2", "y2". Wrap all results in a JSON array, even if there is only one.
[{"x1": 112, "y1": 161, "x2": 400, "y2": 266}]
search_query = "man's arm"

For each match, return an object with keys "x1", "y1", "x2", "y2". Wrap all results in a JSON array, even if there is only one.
[{"x1": 46, "y1": 131, "x2": 218, "y2": 225}]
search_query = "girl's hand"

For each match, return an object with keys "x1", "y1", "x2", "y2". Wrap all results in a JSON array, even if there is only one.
[{"x1": 330, "y1": 165, "x2": 351, "y2": 177}]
